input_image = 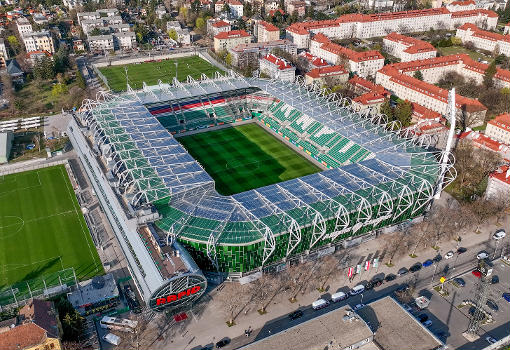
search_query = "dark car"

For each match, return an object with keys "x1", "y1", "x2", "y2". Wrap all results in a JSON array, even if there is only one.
[
  {"x1": 365, "y1": 281, "x2": 375, "y2": 290},
  {"x1": 395, "y1": 284, "x2": 410, "y2": 296},
  {"x1": 422, "y1": 259, "x2": 434, "y2": 267},
  {"x1": 502, "y1": 293, "x2": 510, "y2": 302},
  {"x1": 289, "y1": 310, "x2": 304, "y2": 320},
  {"x1": 486, "y1": 299, "x2": 498, "y2": 311},
  {"x1": 398, "y1": 267, "x2": 409, "y2": 276},
  {"x1": 491, "y1": 275, "x2": 499, "y2": 284},
  {"x1": 433, "y1": 254, "x2": 442, "y2": 263},
  {"x1": 371, "y1": 278, "x2": 383, "y2": 288},
  {"x1": 453, "y1": 278, "x2": 465, "y2": 287},
  {"x1": 457, "y1": 247, "x2": 467, "y2": 254},
  {"x1": 417, "y1": 313, "x2": 428, "y2": 323},
  {"x1": 385, "y1": 274, "x2": 397, "y2": 282},
  {"x1": 216, "y1": 339, "x2": 230, "y2": 348},
  {"x1": 410, "y1": 264, "x2": 422, "y2": 273}
]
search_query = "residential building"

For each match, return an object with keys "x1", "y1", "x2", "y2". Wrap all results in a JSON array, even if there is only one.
[
  {"x1": 264, "y1": 0, "x2": 280, "y2": 13},
  {"x1": 456, "y1": 23, "x2": 510, "y2": 57},
  {"x1": 348, "y1": 75, "x2": 389, "y2": 96},
  {"x1": 215, "y1": 0, "x2": 244, "y2": 18},
  {"x1": 286, "y1": 1, "x2": 306, "y2": 16},
  {"x1": 73, "y1": 39, "x2": 85, "y2": 52},
  {"x1": 6, "y1": 59, "x2": 24, "y2": 84},
  {"x1": 362, "y1": 0, "x2": 395, "y2": 11},
  {"x1": 208, "y1": 19, "x2": 231, "y2": 37},
  {"x1": 19, "y1": 299, "x2": 61, "y2": 340},
  {"x1": 285, "y1": 8, "x2": 498, "y2": 48},
  {"x1": 486, "y1": 164, "x2": 510, "y2": 201},
  {"x1": 305, "y1": 65, "x2": 349, "y2": 85},
  {"x1": 353, "y1": 91, "x2": 387, "y2": 111},
  {"x1": 0, "y1": 38, "x2": 8, "y2": 68},
  {"x1": 0, "y1": 132, "x2": 13, "y2": 163},
  {"x1": 446, "y1": 0, "x2": 476, "y2": 11},
  {"x1": 228, "y1": 39, "x2": 297, "y2": 67},
  {"x1": 486, "y1": 113, "x2": 510, "y2": 145},
  {"x1": 410, "y1": 102, "x2": 442, "y2": 123},
  {"x1": 310, "y1": 33, "x2": 384, "y2": 78},
  {"x1": 298, "y1": 51, "x2": 330, "y2": 71},
  {"x1": 114, "y1": 32, "x2": 137, "y2": 50},
  {"x1": 259, "y1": 53, "x2": 295, "y2": 81},
  {"x1": 214, "y1": 30, "x2": 251, "y2": 51},
  {"x1": 62, "y1": 0, "x2": 84, "y2": 9},
  {"x1": 16, "y1": 17, "x2": 32, "y2": 35},
  {"x1": 88, "y1": 35, "x2": 114, "y2": 52},
  {"x1": 383, "y1": 32, "x2": 437, "y2": 61},
  {"x1": 240, "y1": 305, "x2": 373, "y2": 350},
  {"x1": 22, "y1": 31, "x2": 55, "y2": 54},
  {"x1": 257, "y1": 21, "x2": 279, "y2": 43},
  {"x1": 32, "y1": 13, "x2": 48, "y2": 25},
  {"x1": 25, "y1": 51, "x2": 52, "y2": 66},
  {"x1": 167, "y1": 21, "x2": 191, "y2": 45},
  {"x1": 505, "y1": 22, "x2": 510, "y2": 35},
  {"x1": 464, "y1": 131, "x2": 510, "y2": 159},
  {"x1": 0, "y1": 323, "x2": 61, "y2": 350},
  {"x1": 155, "y1": 5, "x2": 167, "y2": 19}
]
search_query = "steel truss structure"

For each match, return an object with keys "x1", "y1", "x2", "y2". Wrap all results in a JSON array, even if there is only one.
[{"x1": 78, "y1": 73, "x2": 456, "y2": 274}]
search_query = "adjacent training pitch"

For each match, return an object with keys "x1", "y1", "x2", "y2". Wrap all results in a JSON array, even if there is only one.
[
  {"x1": 98, "y1": 56, "x2": 224, "y2": 92},
  {"x1": 0, "y1": 165, "x2": 103, "y2": 288},
  {"x1": 177, "y1": 123, "x2": 321, "y2": 195}
]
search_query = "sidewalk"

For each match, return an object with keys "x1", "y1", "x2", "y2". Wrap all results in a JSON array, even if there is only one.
[{"x1": 160, "y1": 213, "x2": 508, "y2": 350}]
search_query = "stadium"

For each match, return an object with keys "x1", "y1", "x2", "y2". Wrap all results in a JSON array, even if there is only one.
[{"x1": 69, "y1": 69, "x2": 455, "y2": 311}]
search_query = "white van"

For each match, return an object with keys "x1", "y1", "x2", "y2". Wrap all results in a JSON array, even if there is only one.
[
  {"x1": 350, "y1": 284, "x2": 365, "y2": 296},
  {"x1": 331, "y1": 292, "x2": 348, "y2": 302},
  {"x1": 103, "y1": 333, "x2": 120, "y2": 346},
  {"x1": 312, "y1": 298, "x2": 329, "y2": 310}
]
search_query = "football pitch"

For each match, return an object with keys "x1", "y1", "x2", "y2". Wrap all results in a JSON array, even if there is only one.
[
  {"x1": 98, "y1": 55, "x2": 224, "y2": 92},
  {"x1": 0, "y1": 165, "x2": 103, "y2": 289},
  {"x1": 177, "y1": 123, "x2": 321, "y2": 195}
]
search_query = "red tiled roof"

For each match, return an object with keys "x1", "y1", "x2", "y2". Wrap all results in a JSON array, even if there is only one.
[
  {"x1": 490, "y1": 165, "x2": 510, "y2": 185},
  {"x1": 411, "y1": 102, "x2": 441, "y2": 120},
  {"x1": 269, "y1": 9, "x2": 285, "y2": 17},
  {"x1": 488, "y1": 113, "x2": 510, "y2": 131},
  {"x1": 313, "y1": 35, "x2": 384, "y2": 63},
  {"x1": 348, "y1": 75, "x2": 388, "y2": 95},
  {"x1": 449, "y1": 0, "x2": 475, "y2": 6},
  {"x1": 472, "y1": 132, "x2": 505, "y2": 151},
  {"x1": 212, "y1": 20, "x2": 230, "y2": 28},
  {"x1": 261, "y1": 53, "x2": 293, "y2": 70},
  {"x1": 0, "y1": 323, "x2": 47, "y2": 350},
  {"x1": 451, "y1": 9, "x2": 498, "y2": 18},
  {"x1": 458, "y1": 23, "x2": 510, "y2": 43},
  {"x1": 306, "y1": 65, "x2": 348, "y2": 78},
  {"x1": 259, "y1": 20, "x2": 279, "y2": 32},
  {"x1": 354, "y1": 91, "x2": 386, "y2": 105},
  {"x1": 25, "y1": 50, "x2": 52, "y2": 58},
  {"x1": 214, "y1": 29, "x2": 250, "y2": 39},
  {"x1": 384, "y1": 32, "x2": 436, "y2": 54},
  {"x1": 299, "y1": 52, "x2": 329, "y2": 67}
]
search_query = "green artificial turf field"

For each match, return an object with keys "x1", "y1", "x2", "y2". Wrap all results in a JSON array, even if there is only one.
[
  {"x1": 0, "y1": 165, "x2": 103, "y2": 292},
  {"x1": 98, "y1": 55, "x2": 224, "y2": 92},
  {"x1": 177, "y1": 123, "x2": 321, "y2": 195}
]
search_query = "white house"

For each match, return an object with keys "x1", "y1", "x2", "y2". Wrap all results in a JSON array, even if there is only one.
[
  {"x1": 383, "y1": 32, "x2": 437, "y2": 61},
  {"x1": 259, "y1": 53, "x2": 296, "y2": 82},
  {"x1": 486, "y1": 113, "x2": 510, "y2": 145},
  {"x1": 16, "y1": 17, "x2": 32, "y2": 35},
  {"x1": 456, "y1": 23, "x2": 510, "y2": 57}
]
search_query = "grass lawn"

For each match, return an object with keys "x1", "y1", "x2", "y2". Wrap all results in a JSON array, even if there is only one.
[
  {"x1": 438, "y1": 46, "x2": 491, "y2": 62},
  {"x1": 0, "y1": 166, "x2": 103, "y2": 293},
  {"x1": 177, "y1": 123, "x2": 321, "y2": 195},
  {"x1": 98, "y1": 56, "x2": 224, "y2": 92}
]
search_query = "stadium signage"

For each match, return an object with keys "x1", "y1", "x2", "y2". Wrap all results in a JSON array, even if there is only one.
[{"x1": 156, "y1": 286, "x2": 201, "y2": 305}]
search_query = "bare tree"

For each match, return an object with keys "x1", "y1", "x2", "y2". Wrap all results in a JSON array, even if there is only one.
[
  {"x1": 382, "y1": 230, "x2": 409, "y2": 265},
  {"x1": 215, "y1": 283, "x2": 250, "y2": 325},
  {"x1": 315, "y1": 254, "x2": 342, "y2": 292},
  {"x1": 287, "y1": 262, "x2": 317, "y2": 302},
  {"x1": 247, "y1": 274, "x2": 283, "y2": 314}
]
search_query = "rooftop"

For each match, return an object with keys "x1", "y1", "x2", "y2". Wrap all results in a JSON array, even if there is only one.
[
  {"x1": 490, "y1": 164, "x2": 510, "y2": 185},
  {"x1": 357, "y1": 297, "x2": 442, "y2": 350},
  {"x1": 488, "y1": 113, "x2": 510, "y2": 129},
  {"x1": 0, "y1": 323, "x2": 47, "y2": 350},
  {"x1": 313, "y1": 35, "x2": 384, "y2": 63},
  {"x1": 214, "y1": 29, "x2": 250, "y2": 39},
  {"x1": 68, "y1": 273, "x2": 119, "y2": 310},
  {"x1": 240, "y1": 305, "x2": 373, "y2": 350},
  {"x1": 212, "y1": 20, "x2": 230, "y2": 28},
  {"x1": 306, "y1": 65, "x2": 348, "y2": 78},
  {"x1": 258, "y1": 20, "x2": 279, "y2": 32},
  {"x1": 261, "y1": 53, "x2": 294, "y2": 70},
  {"x1": 384, "y1": 32, "x2": 436, "y2": 54},
  {"x1": 19, "y1": 299, "x2": 59, "y2": 338}
]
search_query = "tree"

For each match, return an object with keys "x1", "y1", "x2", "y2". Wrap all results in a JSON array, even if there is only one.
[
  {"x1": 394, "y1": 100, "x2": 412, "y2": 127},
  {"x1": 76, "y1": 70, "x2": 86, "y2": 90},
  {"x1": 54, "y1": 47, "x2": 70, "y2": 73},
  {"x1": 382, "y1": 230, "x2": 409, "y2": 265},
  {"x1": 413, "y1": 70, "x2": 423, "y2": 81},
  {"x1": 55, "y1": 297, "x2": 85, "y2": 342},
  {"x1": 236, "y1": 17, "x2": 247, "y2": 30},
  {"x1": 225, "y1": 52, "x2": 233, "y2": 66},
  {"x1": 52, "y1": 83, "x2": 68, "y2": 98},
  {"x1": 244, "y1": 2, "x2": 253, "y2": 17},
  {"x1": 380, "y1": 99, "x2": 393, "y2": 120},
  {"x1": 191, "y1": 0, "x2": 201, "y2": 13},
  {"x1": 168, "y1": 28, "x2": 178, "y2": 41},
  {"x1": 451, "y1": 36, "x2": 462, "y2": 45},
  {"x1": 215, "y1": 283, "x2": 249, "y2": 325},
  {"x1": 483, "y1": 60, "x2": 497, "y2": 88},
  {"x1": 222, "y1": 3, "x2": 231, "y2": 14},
  {"x1": 89, "y1": 27, "x2": 102, "y2": 36},
  {"x1": 1, "y1": 73, "x2": 14, "y2": 113},
  {"x1": 195, "y1": 17, "x2": 205, "y2": 33},
  {"x1": 501, "y1": 0, "x2": 510, "y2": 23},
  {"x1": 7, "y1": 35, "x2": 20, "y2": 55}
]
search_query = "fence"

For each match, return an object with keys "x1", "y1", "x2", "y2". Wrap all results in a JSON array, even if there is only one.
[
  {"x1": 0, "y1": 268, "x2": 77, "y2": 311},
  {"x1": 0, "y1": 159, "x2": 68, "y2": 176},
  {"x1": 0, "y1": 116, "x2": 46, "y2": 132}
]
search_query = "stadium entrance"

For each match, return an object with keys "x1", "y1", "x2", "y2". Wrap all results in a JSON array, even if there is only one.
[{"x1": 149, "y1": 274, "x2": 207, "y2": 312}]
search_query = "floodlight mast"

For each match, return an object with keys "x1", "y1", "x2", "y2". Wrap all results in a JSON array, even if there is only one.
[{"x1": 434, "y1": 88, "x2": 456, "y2": 199}]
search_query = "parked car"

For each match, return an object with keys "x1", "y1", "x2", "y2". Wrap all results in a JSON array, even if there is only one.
[
  {"x1": 422, "y1": 259, "x2": 434, "y2": 267},
  {"x1": 216, "y1": 339, "x2": 230, "y2": 348},
  {"x1": 493, "y1": 229, "x2": 506, "y2": 240},
  {"x1": 385, "y1": 274, "x2": 396, "y2": 282},
  {"x1": 417, "y1": 313, "x2": 428, "y2": 323},
  {"x1": 486, "y1": 337, "x2": 497, "y2": 344},
  {"x1": 398, "y1": 267, "x2": 409, "y2": 276},
  {"x1": 365, "y1": 281, "x2": 375, "y2": 290},
  {"x1": 433, "y1": 255, "x2": 442, "y2": 263},
  {"x1": 472, "y1": 270, "x2": 482, "y2": 278},
  {"x1": 353, "y1": 303, "x2": 365, "y2": 311},
  {"x1": 403, "y1": 304, "x2": 413, "y2": 312},
  {"x1": 371, "y1": 278, "x2": 383, "y2": 288},
  {"x1": 331, "y1": 292, "x2": 348, "y2": 302},
  {"x1": 457, "y1": 247, "x2": 467, "y2": 254},
  {"x1": 350, "y1": 285, "x2": 365, "y2": 296},
  {"x1": 423, "y1": 320, "x2": 433, "y2": 327},
  {"x1": 444, "y1": 251, "x2": 454, "y2": 259},
  {"x1": 502, "y1": 293, "x2": 510, "y2": 302},
  {"x1": 486, "y1": 299, "x2": 498, "y2": 311},
  {"x1": 491, "y1": 275, "x2": 499, "y2": 284},
  {"x1": 312, "y1": 299, "x2": 330, "y2": 310},
  {"x1": 410, "y1": 264, "x2": 422, "y2": 272},
  {"x1": 288, "y1": 310, "x2": 304, "y2": 320},
  {"x1": 477, "y1": 251, "x2": 489, "y2": 260},
  {"x1": 453, "y1": 278, "x2": 465, "y2": 287},
  {"x1": 395, "y1": 284, "x2": 410, "y2": 295}
]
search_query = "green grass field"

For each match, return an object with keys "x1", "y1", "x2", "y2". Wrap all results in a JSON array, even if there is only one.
[
  {"x1": 0, "y1": 165, "x2": 103, "y2": 289},
  {"x1": 177, "y1": 123, "x2": 321, "y2": 195},
  {"x1": 98, "y1": 55, "x2": 224, "y2": 92}
]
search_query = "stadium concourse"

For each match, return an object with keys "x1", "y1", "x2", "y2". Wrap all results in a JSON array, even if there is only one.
[{"x1": 69, "y1": 71, "x2": 456, "y2": 312}]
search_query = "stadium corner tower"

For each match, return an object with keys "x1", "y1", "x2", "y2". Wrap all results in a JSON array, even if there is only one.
[{"x1": 68, "y1": 73, "x2": 455, "y2": 312}]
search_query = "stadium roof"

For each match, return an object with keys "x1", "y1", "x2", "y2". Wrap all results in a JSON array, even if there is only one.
[{"x1": 82, "y1": 74, "x2": 452, "y2": 267}]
